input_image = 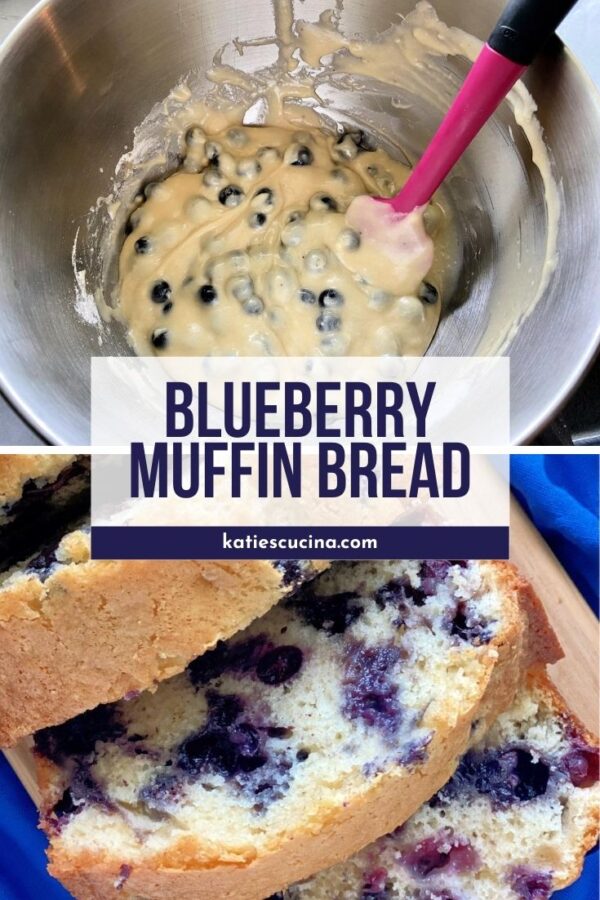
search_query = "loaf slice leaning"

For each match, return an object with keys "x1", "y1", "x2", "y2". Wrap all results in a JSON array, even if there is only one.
[
  {"x1": 34, "y1": 559, "x2": 561, "y2": 900},
  {"x1": 284, "y1": 671, "x2": 599, "y2": 900},
  {"x1": 0, "y1": 515, "x2": 325, "y2": 746}
]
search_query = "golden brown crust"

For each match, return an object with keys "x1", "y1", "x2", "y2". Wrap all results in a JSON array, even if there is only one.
[
  {"x1": 41, "y1": 560, "x2": 563, "y2": 900},
  {"x1": 481, "y1": 561, "x2": 563, "y2": 667},
  {"x1": 469, "y1": 562, "x2": 564, "y2": 740},
  {"x1": 0, "y1": 557, "x2": 327, "y2": 746},
  {"x1": 0, "y1": 454, "x2": 77, "y2": 506}
]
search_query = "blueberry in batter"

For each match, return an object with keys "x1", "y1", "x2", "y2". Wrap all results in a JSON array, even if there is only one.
[{"x1": 119, "y1": 124, "x2": 440, "y2": 357}]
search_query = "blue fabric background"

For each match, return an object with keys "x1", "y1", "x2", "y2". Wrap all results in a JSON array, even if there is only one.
[
  {"x1": 511, "y1": 455, "x2": 599, "y2": 616},
  {"x1": 0, "y1": 455, "x2": 597, "y2": 899}
]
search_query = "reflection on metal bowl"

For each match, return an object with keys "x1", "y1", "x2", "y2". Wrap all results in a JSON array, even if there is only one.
[{"x1": 0, "y1": 0, "x2": 598, "y2": 443}]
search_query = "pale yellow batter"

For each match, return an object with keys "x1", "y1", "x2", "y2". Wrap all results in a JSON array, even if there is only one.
[{"x1": 118, "y1": 123, "x2": 441, "y2": 357}]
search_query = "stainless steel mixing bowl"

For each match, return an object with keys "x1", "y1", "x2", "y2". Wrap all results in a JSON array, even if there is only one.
[{"x1": 0, "y1": 0, "x2": 599, "y2": 444}]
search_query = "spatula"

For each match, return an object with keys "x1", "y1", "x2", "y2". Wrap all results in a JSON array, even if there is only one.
[{"x1": 388, "y1": 0, "x2": 579, "y2": 214}]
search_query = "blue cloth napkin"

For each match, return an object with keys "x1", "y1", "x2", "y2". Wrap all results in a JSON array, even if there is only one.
[
  {"x1": 511, "y1": 455, "x2": 599, "y2": 614},
  {"x1": 0, "y1": 455, "x2": 598, "y2": 899}
]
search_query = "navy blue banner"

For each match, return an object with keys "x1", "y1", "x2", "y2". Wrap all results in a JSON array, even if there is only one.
[{"x1": 91, "y1": 525, "x2": 509, "y2": 560}]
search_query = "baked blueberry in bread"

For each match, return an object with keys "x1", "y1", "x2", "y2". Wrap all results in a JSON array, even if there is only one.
[
  {"x1": 284, "y1": 673, "x2": 599, "y2": 900},
  {"x1": 0, "y1": 456, "x2": 324, "y2": 746},
  {"x1": 34, "y1": 560, "x2": 560, "y2": 899},
  {"x1": 0, "y1": 454, "x2": 90, "y2": 569}
]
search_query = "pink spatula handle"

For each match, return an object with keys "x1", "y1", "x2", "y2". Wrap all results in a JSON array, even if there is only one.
[
  {"x1": 391, "y1": 44, "x2": 526, "y2": 214},
  {"x1": 392, "y1": 0, "x2": 579, "y2": 213}
]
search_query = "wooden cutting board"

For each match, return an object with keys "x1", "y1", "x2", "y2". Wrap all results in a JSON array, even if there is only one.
[
  {"x1": 4, "y1": 497, "x2": 599, "y2": 806},
  {"x1": 509, "y1": 498, "x2": 599, "y2": 735}
]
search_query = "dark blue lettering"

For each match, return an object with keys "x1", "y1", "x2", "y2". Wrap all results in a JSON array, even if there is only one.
[
  {"x1": 166, "y1": 383, "x2": 194, "y2": 437},
  {"x1": 319, "y1": 443, "x2": 345, "y2": 496},
  {"x1": 131, "y1": 443, "x2": 168, "y2": 497}
]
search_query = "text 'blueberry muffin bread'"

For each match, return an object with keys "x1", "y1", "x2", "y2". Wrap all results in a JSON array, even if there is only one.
[
  {"x1": 33, "y1": 559, "x2": 561, "y2": 900},
  {"x1": 284, "y1": 672, "x2": 599, "y2": 900},
  {"x1": 0, "y1": 455, "x2": 325, "y2": 747}
]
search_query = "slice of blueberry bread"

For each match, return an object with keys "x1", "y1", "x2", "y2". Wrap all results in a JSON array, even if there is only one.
[
  {"x1": 34, "y1": 560, "x2": 561, "y2": 900},
  {"x1": 0, "y1": 454, "x2": 90, "y2": 569},
  {"x1": 0, "y1": 507, "x2": 324, "y2": 745},
  {"x1": 284, "y1": 672, "x2": 599, "y2": 900}
]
